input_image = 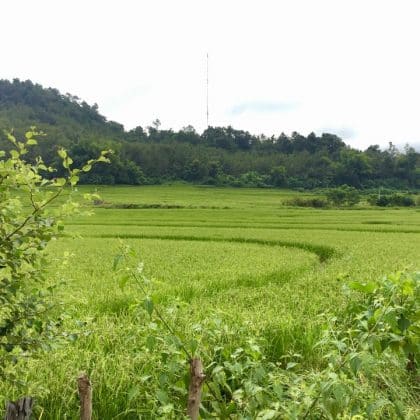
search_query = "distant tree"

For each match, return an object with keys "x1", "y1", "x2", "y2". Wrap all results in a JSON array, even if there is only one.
[
  {"x1": 275, "y1": 133, "x2": 293, "y2": 153},
  {"x1": 184, "y1": 159, "x2": 207, "y2": 181},
  {"x1": 127, "y1": 125, "x2": 146, "y2": 142},
  {"x1": 335, "y1": 149, "x2": 372, "y2": 187},
  {"x1": 208, "y1": 160, "x2": 223, "y2": 178},
  {"x1": 176, "y1": 126, "x2": 200, "y2": 144},
  {"x1": 181, "y1": 125, "x2": 196, "y2": 133},
  {"x1": 396, "y1": 145, "x2": 418, "y2": 186},
  {"x1": 320, "y1": 133, "x2": 346, "y2": 154},
  {"x1": 327, "y1": 185, "x2": 360, "y2": 206},
  {"x1": 152, "y1": 118, "x2": 161, "y2": 130},
  {"x1": 270, "y1": 165, "x2": 287, "y2": 187}
]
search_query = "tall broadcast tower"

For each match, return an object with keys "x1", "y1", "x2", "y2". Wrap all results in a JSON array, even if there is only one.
[{"x1": 206, "y1": 53, "x2": 209, "y2": 128}]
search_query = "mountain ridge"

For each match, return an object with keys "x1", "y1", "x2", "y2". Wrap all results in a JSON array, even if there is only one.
[{"x1": 0, "y1": 78, "x2": 418, "y2": 189}]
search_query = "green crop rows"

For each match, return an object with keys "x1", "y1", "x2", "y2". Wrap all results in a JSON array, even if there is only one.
[{"x1": 2, "y1": 185, "x2": 419, "y2": 418}]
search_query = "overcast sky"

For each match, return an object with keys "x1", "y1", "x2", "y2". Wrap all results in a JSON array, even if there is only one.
[{"x1": 2, "y1": 0, "x2": 420, "y2": 150}]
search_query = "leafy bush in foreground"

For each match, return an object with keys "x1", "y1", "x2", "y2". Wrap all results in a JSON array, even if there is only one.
[{"x1": 0, "y1": 129, "x2": 109, "y2": 380}]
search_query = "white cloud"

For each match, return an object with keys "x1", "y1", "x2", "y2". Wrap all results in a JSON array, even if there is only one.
[{"x1": 1, "y1": 0, "x2": 420, "y2": 149}]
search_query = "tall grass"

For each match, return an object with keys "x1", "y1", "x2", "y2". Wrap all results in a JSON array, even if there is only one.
[{"x1": 1, "y1": 185, "x2": 419, "y2": 418}]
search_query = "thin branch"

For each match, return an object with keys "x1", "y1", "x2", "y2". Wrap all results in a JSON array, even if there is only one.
[
  {"x1": 5, "y1": 187, "x2": 63, "y2": 241},
  {"x1": 130, "y1": 271, "x2": 233, "y2": 418},
  {"x1": 131, "y1": 272, "x2": 193, "y2": 360}
]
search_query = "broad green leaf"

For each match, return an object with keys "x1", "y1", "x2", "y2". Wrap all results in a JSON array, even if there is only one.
[
  {"x1": 348, "y1": 280, "x2": 377, "y2": 294},
  {"x1": 58, "y1": 149, "x2": 67, "y2": 159},
  {"x1": 7, "y1": 132, "x2": 16, "y2": 144},
  {"x1": 70, "y1": 175, "x2": 79, "y2": 186},
  {"x1": 397, "y1": 315, "x2": 411, "y2": 332},
  {"x1": 10, "y1": 150, "x2": 19, "y2": 159},
  {"x1": 156, "y1": 389, "x2": 169, "y2": 404},
  {"x1": 286, "y1": 362, "x2": 298, "y2": 370},
  {"x1": 54, "y1": 178, "x2": 66, "y2": 187}
]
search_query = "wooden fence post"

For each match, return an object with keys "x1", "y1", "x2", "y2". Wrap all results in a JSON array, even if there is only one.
[
  {"x1": 4, "y1": 397, "x2": 33, "y2": 420},
  {"x1": 77, "y1": 373, "x2": 92, "y2": 420},
  {"x1": 187, "y1": 358, "x2": 205, "y2": 420}
]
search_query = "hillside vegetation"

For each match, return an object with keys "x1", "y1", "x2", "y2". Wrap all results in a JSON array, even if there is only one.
[{"x1": 1, "y1": 79, "x2": 419, "y2": 189}]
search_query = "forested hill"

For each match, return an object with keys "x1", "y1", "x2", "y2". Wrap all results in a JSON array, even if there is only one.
[{"x1": 0, "y1": 78, "x2": 419, "y2": 189}]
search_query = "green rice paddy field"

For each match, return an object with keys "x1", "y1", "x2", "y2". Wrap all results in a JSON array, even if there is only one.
[{"x1": 2, "y1": 185, "x2": 420, "y2": 418}]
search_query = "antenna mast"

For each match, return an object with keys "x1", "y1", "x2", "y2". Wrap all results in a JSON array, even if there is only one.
[{"x1": 206, "y1": 53, "x2": 209, "y2": 128}]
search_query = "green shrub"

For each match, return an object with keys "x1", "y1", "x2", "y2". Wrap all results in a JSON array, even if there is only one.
[
  {"x1": 269, "y1": 165, "x2": 287, "y2": 187},
  {"x1": 390, "y1": 193, "x2": 415, "y2": 206},
  {"x1": 284, "y1": 197, "x2": 329, "y2": 208},
  {"x1": 0, "y1": 129, "x2": 109, "y2": 379},
  {"x1": 238, "y1": 171, "x2": 270, "y2": 188},
  {"x1": 326, "y1": 185, "x2": 360, "y2": 206},
  {"x1": 376, "y1": 195, "x2": 391, "y2": 206},
  {"x1": 367, "y1": 194, "x2": 379, "y2": 206},
  {"x1": 372, "y1": 193, "x2": 415, "y2": 207}
]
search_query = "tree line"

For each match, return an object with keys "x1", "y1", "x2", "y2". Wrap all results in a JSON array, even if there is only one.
[{"x1": 1, "y1": 78, "x2": 418, "y2": 189}]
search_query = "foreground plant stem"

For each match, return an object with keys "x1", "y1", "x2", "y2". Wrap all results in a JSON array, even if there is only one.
[{"x1": 130, "y1": 271, "x2": 232, "y2": 418}]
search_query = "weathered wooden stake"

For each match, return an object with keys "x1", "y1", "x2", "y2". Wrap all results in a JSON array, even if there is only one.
[
  {"x1": 406, "y1": 352, "x2": 416, "y2": 372},
  {"x1": 5, "y1": 397, "x2": 33, "y2": 420},
  {"x1": 77, "y1": 373, "x2": 92, "y2": 420},
  {"x1": 187, "y1": 358, "x2": 205, "y2": 420}
]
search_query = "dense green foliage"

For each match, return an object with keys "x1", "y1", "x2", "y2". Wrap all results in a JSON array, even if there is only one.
[
  {"x1": 1, "y1": 79, "x2": 419, "y2": 189},
  {"x1": 0, "y1": 185, "x2": 418, "y2": 417},
  {"x1": 0, "y1": 130, "x2": 65, "y2": 378},
  {"x1": 0, "y1": 130, "x2": 108, "y2": 380},
  {"x1": 326, "y1": 185, "x2": 360, "y2": 206},
  {"x1": 369, "y1": 193, "x2": 417, "y2": 207},
  {"x1": 116, "y1": 247, "x2": 419, "y2": 418}
]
